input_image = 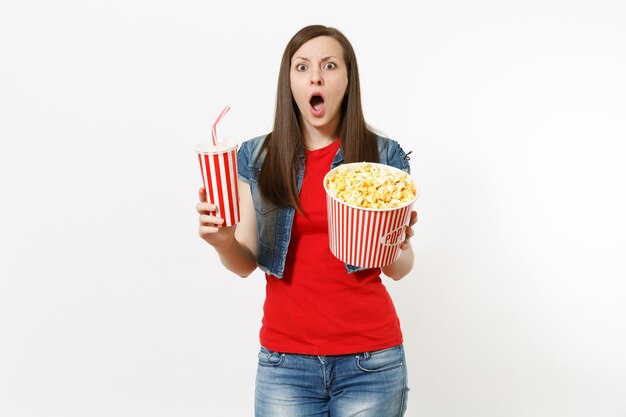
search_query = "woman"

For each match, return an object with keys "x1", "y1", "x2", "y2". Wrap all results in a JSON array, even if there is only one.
[{"x1": 197, "y1": 24, "x2": 416, "y2": 417}]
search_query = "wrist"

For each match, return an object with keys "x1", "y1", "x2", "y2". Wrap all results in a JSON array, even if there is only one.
[{"x1": 212, "y1": 231, "x2": 238, "y2": 252}]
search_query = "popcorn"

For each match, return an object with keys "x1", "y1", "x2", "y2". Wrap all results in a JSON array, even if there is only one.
[{"x1": 325, "y1": 163, "x2": 416, "y2": 209}]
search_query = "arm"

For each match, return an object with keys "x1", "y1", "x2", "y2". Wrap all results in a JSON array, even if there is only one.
[
  {"x1": 381, "y1": 211, "x2": 417, "y2": 280},
  {"x1": 379, "y1": 139, "x2": 416, "y2": 280},
  {"x1": 197, "y1": 180, "x2": 258, "y2": 278}
]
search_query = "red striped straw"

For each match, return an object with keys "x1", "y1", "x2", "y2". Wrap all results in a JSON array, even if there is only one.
[{"x1": 211, "y1": 105, "x2": 231, "y2": 146}]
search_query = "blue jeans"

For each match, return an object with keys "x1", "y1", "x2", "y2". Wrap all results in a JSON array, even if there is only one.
[{"x1": 255, "y1": 345, "x2": 409, "y2": 417}]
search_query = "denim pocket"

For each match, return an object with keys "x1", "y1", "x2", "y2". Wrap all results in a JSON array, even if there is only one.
[
  {"x1": 250, "y1": 180, "x2": 279, "y2": 215},
  {"x1": 258, "y1": 346, "x2": 285, "y2": 367},
  {"x1": 356, "y1": 345, "x2": 404, "y2": 372},
  {"x1": 254, "y1": 195, "x2": 279, "y2": 215}
]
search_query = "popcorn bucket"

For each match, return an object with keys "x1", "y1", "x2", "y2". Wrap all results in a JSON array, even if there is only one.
[{"x1": 324, "y1": 163, "x2": 420, "y2": 268}]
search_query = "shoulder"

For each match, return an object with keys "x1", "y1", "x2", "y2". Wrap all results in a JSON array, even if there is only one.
[
  {"x1": 375, "y1": 135, "x2": 411, "y2": 173},
  {"x1": 238, "y1": 133, "x2": 269, "y2": 183},
  {"x1": 239, "y1": 134, "x2": 269, "y2": 163},
  {"x1": 238, "y1": 133, "x2": 270, "y2": 168}
]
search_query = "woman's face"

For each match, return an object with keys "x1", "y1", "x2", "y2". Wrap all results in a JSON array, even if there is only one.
[{"x1": 290, "y1": 36, "x2": 348, "y2": 136}]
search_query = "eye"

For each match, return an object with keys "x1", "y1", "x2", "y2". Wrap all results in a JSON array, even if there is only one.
[
  {"x1": 324, "y1": 62, "x2": 337, "y2": 70},
  {"x1": 295, "y1": 63, "x2": 307, "y2": 71}
]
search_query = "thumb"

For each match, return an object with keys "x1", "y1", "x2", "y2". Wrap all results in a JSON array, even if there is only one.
[{"x1": 198, "y1": 187, "x2": 207, "y2": 202}]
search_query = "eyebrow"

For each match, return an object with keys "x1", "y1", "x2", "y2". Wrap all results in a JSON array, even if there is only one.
[{"x1": 292, "y1": 55, "x2": 340, "y2": 62}]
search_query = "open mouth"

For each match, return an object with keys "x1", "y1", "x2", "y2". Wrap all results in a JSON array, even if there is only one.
[{"x1": 309, "y1": 94, "x2": 325, "y2": 111}]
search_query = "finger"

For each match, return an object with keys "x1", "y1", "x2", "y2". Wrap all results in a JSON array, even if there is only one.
[
  {"x1": 196, "y1": 202, "x2": 209, "y2": 214},
  {"x1": 199, "y1": 225, "x2": 219, "y2": 235},
  {"x1": 199, "y1": 214, "x2": 224, "y2": 225},
  {"x1": 196, "y1": 202, "x2": 218, "y2": 214},
  {"x1": 198, "y1": 187, "x2": 207, "y2": 202}
]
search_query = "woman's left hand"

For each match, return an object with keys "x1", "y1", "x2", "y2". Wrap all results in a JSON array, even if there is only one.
[{"x1": 399, "y1": 211, "x2": 418, "y2": 250}]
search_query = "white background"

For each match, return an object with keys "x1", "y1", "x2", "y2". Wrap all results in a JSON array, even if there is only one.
[{"x1": 1, "y1": 0, "x2": 626, "y2": 416}]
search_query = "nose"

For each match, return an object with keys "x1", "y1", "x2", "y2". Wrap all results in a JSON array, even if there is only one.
[{"x1": 310, "y1": 69, "x2": 323, "y2": 86}]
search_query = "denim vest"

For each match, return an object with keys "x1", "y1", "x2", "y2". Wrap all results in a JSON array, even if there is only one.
[{"x1": 237, "y1": 134, "x2": 412, "y2": 278}]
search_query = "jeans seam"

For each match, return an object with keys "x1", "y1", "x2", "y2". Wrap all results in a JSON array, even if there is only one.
[
  {"x1": 356, "y1": 347, "x2": 404, "y2": 372},
  {"x1": 258, "y1": 347, "x2": 285, "y2": 367},
  {"x1": 356, "y1": 360, "x2": 403, "y2": 373},
  {"x1": 397, "y1": 355, "x2": 408, "y2": 417}
]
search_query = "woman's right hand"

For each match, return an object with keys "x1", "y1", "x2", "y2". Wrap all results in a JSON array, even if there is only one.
[{"x1": 196, "y1": 188, "x2": 236, "y2": 248}]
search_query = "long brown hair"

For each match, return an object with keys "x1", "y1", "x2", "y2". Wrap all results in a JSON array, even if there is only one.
[{"x1": 258, "y1": 24, "x2": 379, "y2": 211}]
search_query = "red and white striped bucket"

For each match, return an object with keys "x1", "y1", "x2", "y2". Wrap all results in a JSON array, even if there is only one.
[
  {"x1": 324, "y1": 163, "x2": 420, "y2": 268},
  {"x1": 196, "y1": 140, "x2": 240, "y2": 227}
]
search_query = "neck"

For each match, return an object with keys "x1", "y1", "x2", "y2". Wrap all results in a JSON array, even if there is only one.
[
  {"x1": 300, "y1": 119, "x2": 340, "y2": 151},
  {"x1": 304, "y1": 135, "x2": 337, "y2": 150}
]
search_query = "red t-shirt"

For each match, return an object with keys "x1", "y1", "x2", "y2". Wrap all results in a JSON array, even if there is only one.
[{"x1": 259, "y1": 139, "x2": 403, "y2": 355}]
